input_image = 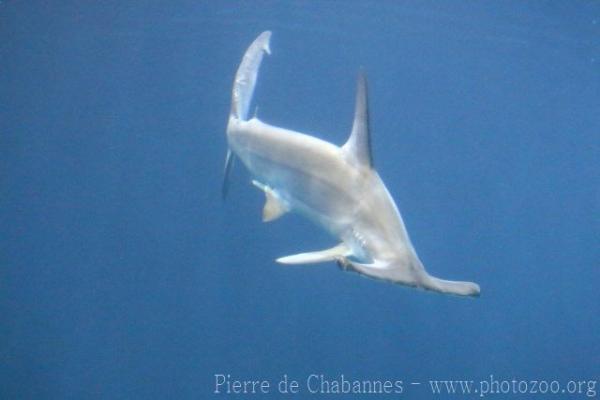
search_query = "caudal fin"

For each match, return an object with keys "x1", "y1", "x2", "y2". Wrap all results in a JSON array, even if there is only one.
[
  {"x1": 223, "y1": 31, "x2": 271, "y2": 199},
  {"x1": 230, "y1": 31, "x2": 271, "y2": 121}
]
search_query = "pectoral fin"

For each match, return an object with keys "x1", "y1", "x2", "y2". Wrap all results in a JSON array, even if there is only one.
[
  {"x1": 276, "y1": 243, "x2": 351, "y2": 265},
  {"x1": 252, "y1": 180, "x2": 289, "y2": 222}
]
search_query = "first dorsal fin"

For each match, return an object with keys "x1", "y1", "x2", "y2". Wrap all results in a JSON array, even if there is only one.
[{"x1": 342, "y1": 70, "x2": 373, "y2": 168}]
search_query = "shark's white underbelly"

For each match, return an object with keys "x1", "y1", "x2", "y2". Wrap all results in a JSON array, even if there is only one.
[
  {"x1": 230, "y1": 119, "x2": 415, "y2": 263},
  {"x1": 222, "y1": 31, "x2": 481, "y2": 297}
]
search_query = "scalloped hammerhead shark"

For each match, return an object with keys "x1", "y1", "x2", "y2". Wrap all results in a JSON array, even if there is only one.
[{"x1": 223, "y1": 31, "x2": 480, "y2": 297}]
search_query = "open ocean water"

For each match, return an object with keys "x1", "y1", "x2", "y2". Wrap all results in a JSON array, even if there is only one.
[{"x1": 1, "y1": 1, "x2": 599, "y2": 399}]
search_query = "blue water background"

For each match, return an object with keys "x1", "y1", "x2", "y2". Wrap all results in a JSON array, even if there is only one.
[{"x1": 1, "y1": 2, "x2": 599, "y2": 398}]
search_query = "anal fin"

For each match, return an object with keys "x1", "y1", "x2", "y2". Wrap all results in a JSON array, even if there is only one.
[
  {"x1": 252, "y1": 180, "x2": 289, "y2": 222},
  {"x1": 222, "y1": 149, "x2": 235, "y2": 199},
  {"x1": 276, "y1": 243, "x2": 351, "y2": 265}
]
